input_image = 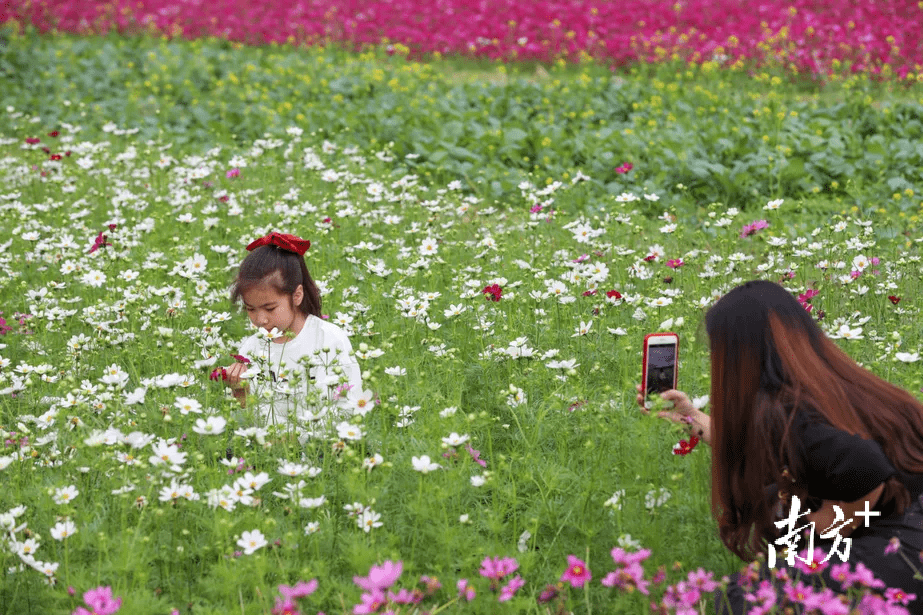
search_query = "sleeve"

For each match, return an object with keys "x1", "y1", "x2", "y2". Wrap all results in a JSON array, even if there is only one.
[{"x1": 793, "y1": 408, "x2": 897, "y2": 502}]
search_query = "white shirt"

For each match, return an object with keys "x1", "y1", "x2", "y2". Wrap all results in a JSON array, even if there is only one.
[{"x1": 236, "y1": 315, "x2": 363, "y2": 428}]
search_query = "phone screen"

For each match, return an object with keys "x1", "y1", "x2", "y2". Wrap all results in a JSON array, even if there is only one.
[{"x1": 646, "y1": 343, "x2": 677, "y2": 395}]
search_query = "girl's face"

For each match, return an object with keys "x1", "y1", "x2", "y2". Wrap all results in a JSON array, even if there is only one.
[{"x1": 241, "y1": 283, "x2": 306, "y2": 342}]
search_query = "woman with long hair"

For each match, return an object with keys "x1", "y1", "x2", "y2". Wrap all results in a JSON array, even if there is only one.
[{"x1": 637, "y1": 279, "x2": 923, "y2": 613}]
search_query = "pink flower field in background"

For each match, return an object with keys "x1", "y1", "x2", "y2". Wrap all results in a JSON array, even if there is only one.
[{"x1": 2, "y1": 0, "x2": 922, "y2": 77}]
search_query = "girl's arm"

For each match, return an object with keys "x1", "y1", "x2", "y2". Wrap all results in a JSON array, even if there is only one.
[{"x1": 806, "y1": 482, "x2": 886, "y2": 538}]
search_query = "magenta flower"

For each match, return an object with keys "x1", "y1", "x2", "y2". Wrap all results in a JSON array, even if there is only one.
[
  {"x1": 686, "y1": 568, "x2": 719, "y2": 592},
  {"x1": 352, "y1": 590, "x2": 387, "y2": 615},
  {"x1": 353, "y1": 561, "x2": 402, "y2": 592},
  {"x1": 279, "y1": 579, "x2": 318, "y2": 599},
  {"x1": 884, "y1": 537, "x2": 901, "y2": 555},
  {"x1": 88, "y1": 231, "x2": 111, "y2": 254},
  {"x1": 465, "y1": 444, "x2": 487, "y2": 467},
  {"x1": 666, "y1": 258, "x2": 684, "y2": 269},
  {"x1": 842, "y1": 561, "x2": 886, "y2": 590},
  {"x1": 272, "y1": 598, "x2": 299, "y2": 615},
  {"x1": 560, "y1": 555, "x2": 592, "y2": 588},
  {"x1": 73, "y1": 586, "x2": 122, "y2": 615},
  {"x1": 456, "y1": 579, "x2": 476, "y2": 601},
  {"x1": 226, "y1": 168, "x2": 240, "y2": 179},
  {"x1": 479, "y1": 556, "x2": 518, "y2": 580},
  {"x1": 610, "y1": 547, "x2": 652, "y2": 566},
  {"x1": 885, "y1": 586, "x2": 916, "y2": 606},
  {"x1": 739, "y1": 219, "x2": 769, "y2": 239},
  {"x1": 498, "y1": 575, "x2": 525, "y2": 602},
  {"x1": 615, "y1": 162, "x2": 633, "y2": 174},
  {"x1": 537, "y1": 584, "x2": 559, "y2": 603},
  {"x1": 793, "y1": 547, "x2": 829, "y2": 575}
]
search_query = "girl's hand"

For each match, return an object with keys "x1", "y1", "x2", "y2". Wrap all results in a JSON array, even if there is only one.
[
  {"x1": 635, "y1": 385, "x2": 712, "y2": 446},
  {"x1": 225, "y1": 362, "x2": 249, "y2": 390}
]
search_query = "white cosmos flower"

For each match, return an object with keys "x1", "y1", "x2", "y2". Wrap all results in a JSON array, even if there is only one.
[
  {"x1": 412, "y1": 455, "x2": 441, "y2": 473},
  {"x1": 764, "y1": 199, "x2": 784, "y2": 210},
  {"x1": 336, "y1": 422, "x2": 363, "y2": 441},
  {"x1": 895, "y1": 352, "x2": 920, "y2": 363},
  {"x1": 572, "y1": 320, "x2": 592, "y2": 337},
  {"x1": 470, "y1": 475, "x2": 486, "y2": 487},
  {"x1": 441, "y1": 433, "x2": 470, "y2": 447},
  {"x1": 852, "y1": 255, "x2": 869, "y2": 271},
  {"x1": 192, "y1": 416, "x2": 226, "y2": 435},
  {"x1": 237, "y1": 529, "x2": 268, "y2": 555},
  {"x1": 384, "y1": 366, "x2": 406, "y2": 376},
  {"x1": 357, "y1": 509, "x2": 382, "y2": 532},
  {"x1": 304, "y1": 522, "x2": 320, "y2": 535},
  {"x1": 50, "y1": 519, "x2": 77, "y2": 541},
  {"x1": 829, "y1": 325, "x2": 864, "y2": 339},
  {"x1": 52, "y1": 485, "x2": 79, "y2": 505},
  {"x1": 298, "y1": 495, "x2": 326, "y2": 509},
  {"x1": 174, "y1": 396, "x2": 202, "y2": 415},
  {"x1": 348, "y1": 389, "x2": 375, "y2": 416}
]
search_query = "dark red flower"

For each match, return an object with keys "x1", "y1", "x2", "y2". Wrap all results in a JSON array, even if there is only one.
[
  {"x1": 582, "y1": 289, "x2": 597, "y2": 297},
  {"x1": 50, "y1": 154, "x2": 62, "y2": 161},
  {"x1": 482, "y1": 284, "x2": 502, "y2": 302},
  {"x1": 672, "y1": 435, "x2": 699, "y2": 456},
  {"x1": 615, "y1": 162, "x2": 633, "y2": 174},
  {"x1": 64, "y1": 151, "x2": 71, "y2": 157},
  {"x1": 889, "y1": 295, "x2": 901, "y2": 305},
  {"x1": 209, "y1": 367, "x2": 228, "y2": 381},
  {"x1": 25, "y1": 137, "x2": 40, "y2": 144},
  {"x1": 230, "y1": 354, "x2": 251, "y2": 364},
  {"x1": 605, "y1": 290, "x2": 622, "y2": 299},
  {"x1": 643, "y1": 254, "x2": 657, "y2": 262},
  {"x1": 48, "y1": 131, "x2": 59, "y2": 137}
]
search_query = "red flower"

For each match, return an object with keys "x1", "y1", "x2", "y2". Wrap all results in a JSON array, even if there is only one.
[
  {"x1": 672, "y1": 435, "x2": 700, "y2": 455},
  {"x1": 889, "y1": 295, "x2": 901, "y2": 305},
  {"x1": 25, "y1": 137, "x2": 40, "y2": 144},
  {"x1": 88, "y1": 231, "x2": 111, "y2": 254},
  {"x1": 643, "y1": 254, "x2": 657, "y2": 262},
  {"x1": 582, "y1": 289, "x2": 597, "y2": 297},
  {"x1": 230, "y1": 354, "x2": 251, "y2": 364},
  {"x1": 482, "y1": 284, "x2": 503, "y2": 302},
  {"x1": 209, "y1": 367, "x2": 228, "y2": 381},
  {"x1": 50, "y1": 154, "x2": 62, "y2": 161},
  {"x1": 606, "y1": 290, "x2": 622, "y2": 299},
  {"x1": 48, "y1": 131, "x2": 59, "y2": 137}
]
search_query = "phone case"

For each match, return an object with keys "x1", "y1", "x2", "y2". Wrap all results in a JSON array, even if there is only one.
[{"x1": 642, "y1": 332, "x2": 679, "y2": 395}]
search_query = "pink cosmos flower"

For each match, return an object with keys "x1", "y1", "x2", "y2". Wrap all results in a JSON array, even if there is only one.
[
  {"x1": 88, "y1": 231, "x2": 111, "y2": 254},
  {"x1": 560, "y1": 554, "x2": 592, "y2": 588},
  {"x1": 686, "y1": 568, "x2": 718, "y2": 592},
  {"x1": 885, "y1": 537, "x2": 901, "y2": 555},
  {"x1": 353, "y1": 561, "x2": 402, "y2": 592},
  {"x1": 456, "y1": 579, "x2": 476, "y2": 601},
  {"x1": 465, "y1": 444, "x2": 487, "y2": 467},
  {"x1": 885, "y1": 586, "x2": 916, "y2": 606},
  {"x1": 272, "y1": 598, "x2": 299, "y2": 615},
  {"x1": 226, "y1": 168, "x2": 240, "y2": 179},
  {"x1": 498, "y1": 575, "x2": 525, "y2": 602},
  {"x1": 279, "y1": 580, "x2": 318, "y2": 599},
  {"x1": 794, "y1": 547, "x2": 829, "y2": 575},
  {"x1": 740, "y1": 219, "x2": 769, "y2": 238},
  {"x1": 615, "y1": 162, "x2": 633, "y2": 174},
  {"x1": 352, "y1": 590, "x2": 387, "y2": 615},
  {"x1": 73, "y1": 586, "x2": 122, "y2": 615},
  {"x1": 610, "y1": 547, "x2": 652, "y2": 567},
  {"x1": 479, "y1": 556, "x2": 518, "y2": 580},
  {"x1": 529, "y1": 203, "x2": 543, "y2": 213},
  {"x1": 841, "y1": 562, "x2": 885, "y2": 590},
  {"x1": 666, "y1": 258, "x2": 684, "y2": 269}
]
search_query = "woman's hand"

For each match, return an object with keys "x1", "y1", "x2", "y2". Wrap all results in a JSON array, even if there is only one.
[{"x1": 635, "y1": 385, "x2": 712, "y2": 446}]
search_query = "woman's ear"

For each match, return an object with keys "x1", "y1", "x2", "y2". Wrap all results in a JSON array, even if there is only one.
[{"x1": 292, "y1": 284, "x2": 304, "y2": 307}]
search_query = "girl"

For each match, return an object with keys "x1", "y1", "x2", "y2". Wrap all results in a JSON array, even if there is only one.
[
  {"x1": 636, "y1": 280, "x2": 923, "y2": 614},
  {"x1": 224, "y1": 232, "x2": 363, "y2": 429}
]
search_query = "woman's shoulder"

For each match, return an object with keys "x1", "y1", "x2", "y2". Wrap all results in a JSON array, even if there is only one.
[{"x1": 308, "y1": 316, "x2": 351, "y2": 342}]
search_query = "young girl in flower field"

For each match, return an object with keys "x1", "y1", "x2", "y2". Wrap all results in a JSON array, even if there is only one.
[
  {"x1": 637, "y1": 280, "x2": 923, "y2": 614},
  {"x1": 222, "y1": 232, "x2": 363, "y2": 428}
]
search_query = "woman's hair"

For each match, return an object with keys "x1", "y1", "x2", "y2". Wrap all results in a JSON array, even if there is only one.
[
  {"x1": 705, "y1": 279, "x2": 923, "y2": 561},
  {"x1": 230, "y1": 245, "x2": 322, "y2": 317}
]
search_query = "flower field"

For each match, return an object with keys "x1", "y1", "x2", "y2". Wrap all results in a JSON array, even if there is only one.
[{"x1": 2, "y1": 2, "x2": 923, "y2": 614}]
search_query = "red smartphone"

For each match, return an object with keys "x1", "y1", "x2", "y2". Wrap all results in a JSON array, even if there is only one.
[{"x1": 642, "y1": 332, "x2": 679, "y2": 396}]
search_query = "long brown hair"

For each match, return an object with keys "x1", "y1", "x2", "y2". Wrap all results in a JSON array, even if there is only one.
[
  {"x1": 705, "y1": 279, "x2": 923, "y2": 561},
  {"x1": 230, "y1": 244, "x2": 322, "y2": 317}
]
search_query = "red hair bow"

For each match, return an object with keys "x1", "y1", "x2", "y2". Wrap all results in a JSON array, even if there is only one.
[{"x1": 246, "y1": 232, "x2": 311, "y2": 256}]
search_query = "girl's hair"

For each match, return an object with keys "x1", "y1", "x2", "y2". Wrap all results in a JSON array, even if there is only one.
[
  {"x1": 230, "y1": 245, "x2": 322, "y2": 317},
  {"x1": 705, "y1": 279, "x2": 923, "y2": 561}
]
